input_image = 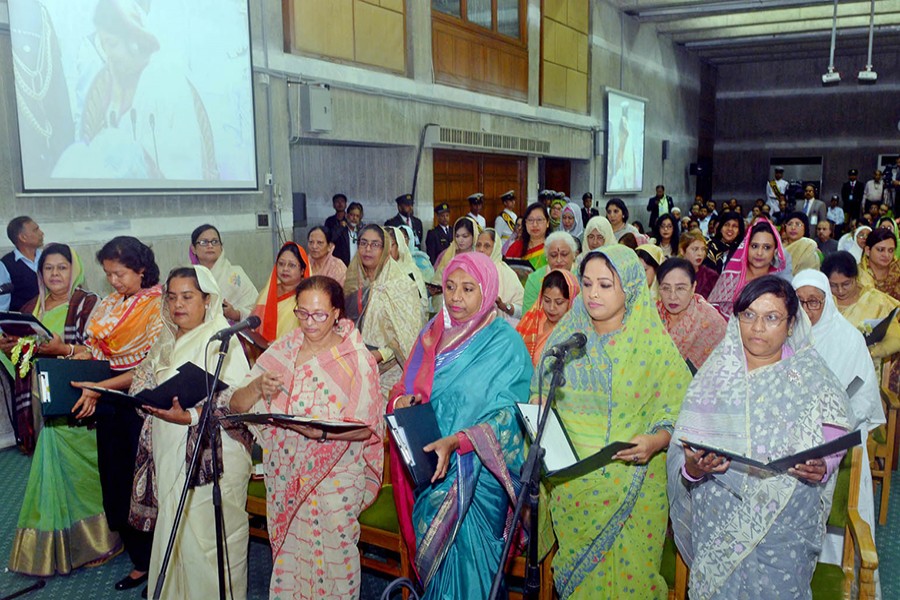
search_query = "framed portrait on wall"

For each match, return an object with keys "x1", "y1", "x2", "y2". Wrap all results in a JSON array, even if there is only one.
[{"x1": 605, "y1": 89, "x2": 647, "y2": 194}]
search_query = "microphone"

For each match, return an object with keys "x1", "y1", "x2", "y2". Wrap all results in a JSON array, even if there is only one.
[
  {"x1": 545, "y1": 332, "x2": 587, "y2": 359},
  {"x1": 0, "y1": 282, "x2": 14, "y2": 295},
  {"x1": 209, "y1": 315, "x2": 261, "y2": 342}
]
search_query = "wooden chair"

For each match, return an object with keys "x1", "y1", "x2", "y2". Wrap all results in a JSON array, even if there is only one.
[
  {"x1": 668, "y1": 446, "x2": 878, "y2": 600},
  {"x1": 245, "y1": 444, "x2": 268, "y2": 540},
  {"x1": 507, "y1": 544, "x2": 556, "y2": 600},
  {"x1": 869, "y1": 385, "x2": 899, "y2": 524}
]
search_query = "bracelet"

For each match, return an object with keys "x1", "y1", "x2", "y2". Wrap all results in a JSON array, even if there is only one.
[
  {"x1": 65, "y1": 344, "x2": 75, "y2": 358},
  {"x1": 187, "y1": 408, "x2": 200, "y2": 426},
  {"x1": 317, "y1": 429, "x2": 328, "y2": 443}
]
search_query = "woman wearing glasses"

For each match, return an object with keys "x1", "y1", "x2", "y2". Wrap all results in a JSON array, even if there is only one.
[
  {"x1": 504, "y1": 202, "x2": 551, "y2": 269},
  {"x1": 228, "y1": 276, "x2": 383, "y2": 599},
  {"x1": 669, "y1": 276, "x2": 850, "y2": 599},
  {"x1": 189, "y1": 224, "x2": 259, "y2": 323},
  {"x1": 656, "y1": 257, "x2": 727, "y2": 371},
  {"x1": 251, "y1": 242, "x2": 311, "y2": 344}
]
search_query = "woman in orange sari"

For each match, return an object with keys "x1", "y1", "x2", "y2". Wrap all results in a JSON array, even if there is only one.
[
  {"x1": 516, "y1": 269, "x2": 580, "y2": 366},
  {"x1": 251, "y1": 242, "x2": 311, "y2": 343}
]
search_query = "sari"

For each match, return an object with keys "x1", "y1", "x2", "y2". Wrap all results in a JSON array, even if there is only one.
[
  {"x1": 668, "y1": 315, "x2": 849, "y2": 600},
  {"x1": 707, "y1": 220, "x2": 789, "y2": 319},
  {"x1": 837, "y1": 226, "x2": 871, "y2": 263},
  {"x1": 252, "y1": 242, "x2": 311, "y2": 343},
  {"x1": 309, "y1": 251, "x2": 347, "y2": 287},
  {"x1": 859, "y1": 254, "x2": 900, "y2": 302},
  {"x1": 539, "y1": 246, "x2": 691, "y2": 598},
  {"x1": 561, "y1": 202, "x2": 584, "y2": 241},
  {"x1": 9, "y1": 251, "x2": 118, "y2": 576},
  {"x1": 657, "y1": 293, "x2": 727, "y2": 370},
  {"x1": 785, "y1": 237, "x2": 821, "y2": 275},
  {"x1": 234, "y1": 319, "x2": 382, "y2": 599},
  {"x1": 389, "y1": 252, "x2": 532, "y2": 598},
  {"x1": 389, "y1": 226, "x2": 428, "y2": 311},
  {"x1": 574, "y1": 216, "x2": 615, "y2": 271},
  {"x1": 485, "y1": 228, "x2": 524, "y2": 324},
  {"x1": 128, "y1": 266, "x2": 252, "y2": 599},
  {"x1": 636, "y1": 243, "x2": 664, "y2": 301},
  {"x1": 515, "y1": 269, "x2": 580, "y2": 366},
  {"x1": 189, "y1": 245, "x2": 259, "y2": 321},
  {"x1": 433, "y1": 217, "x2": 482, "y2": 283},
  {"x1": 399, "y1": 223, "x2": 436, "y2": 286}
]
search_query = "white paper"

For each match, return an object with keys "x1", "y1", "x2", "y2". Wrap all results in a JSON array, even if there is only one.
[
  {"x1": 385, "y1": 415, "x2": 415, "y2": 467},
  {"x1": 516, "y1": 403, "x2": 579, "y2": 472}
]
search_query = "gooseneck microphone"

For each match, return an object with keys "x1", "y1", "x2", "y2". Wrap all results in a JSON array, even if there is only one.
[
  {"x1": 209, "y1": 315, "x2": 261, "y2": 342},
  {"x1": 545, "y1": 332, "x2": 587, "y2": 358}
]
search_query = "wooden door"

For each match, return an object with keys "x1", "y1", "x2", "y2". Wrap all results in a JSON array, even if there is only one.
[
  {"x1": 543, "y1": 158, "x2": 571, "y2": 197},
  {"x1": 433, "y1": 150, "x2": 527, "y2": 227}
]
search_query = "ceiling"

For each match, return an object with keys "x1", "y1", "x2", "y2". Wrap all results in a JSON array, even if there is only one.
[{"x1": 611, "y1": 0, "x2": 900, "y2": 64}]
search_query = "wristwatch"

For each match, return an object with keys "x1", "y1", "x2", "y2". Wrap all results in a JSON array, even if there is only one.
[
  {"x1": 505, "y1": 302, "x2": 512, "y2": 313},
  {"x1": 317, "y1": 429, "x2": 328, "y2": 443}
]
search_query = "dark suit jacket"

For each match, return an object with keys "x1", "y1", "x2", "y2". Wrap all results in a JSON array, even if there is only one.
[
  {"x1": 323, "y1": 214, "x2": 347, "y2": 243},
  {"x1": 425, "y1": 225, "x2": 453, "y2": 265},
  {"x1": 581, "y1": 207, "x2": 599, "y2": 226},
  {"x1": 841, "y1": 180, "x2": 864, "y2": 218},
  {"x1": 384, "y1": 213, "x2": 424, "y2": 250},
  {"x1": 646, "y1": 195, "x2": 672, "y2": 229},
  {"x1": 817, "y1": 238, "x2": 839, "y2": 258},
  {"x1": 332, "y1": 225, "x2": 360, "y2": 266}
]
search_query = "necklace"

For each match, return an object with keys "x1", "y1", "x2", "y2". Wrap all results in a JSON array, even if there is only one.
[{"x1": 11, "y1": 8, "x2": 54, "y2": 141}]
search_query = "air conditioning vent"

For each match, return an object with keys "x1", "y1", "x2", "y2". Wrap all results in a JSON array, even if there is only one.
[{"x1": 427, "y1": 126, "x2": 550, "y2": 156}]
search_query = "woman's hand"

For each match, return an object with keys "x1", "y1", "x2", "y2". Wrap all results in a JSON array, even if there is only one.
[
  {"x1": 494, "y1": 297, "x2": 511, "y2": 315},
  {"x1": 255, "y1": 372, "x2": 284, "y2": 399},
  {"x1": 70, "y1": 383, "x2": 100, "y2": 419},
  {"x1": 143, "y1": 397, "x2": 192, "y2": 425},
  {"x1": 392, "y1": 394, "x2": 419, "y2": 410},
  {"x1": 424, "y1": 434, "x2": 460, "y2": 483},
  {"x1": 0, "y1": 334, "x2": 19, "y2": 354},
  {"x1": 222, "y1": 300, "x2": 241, "y2": 322},
  {"x1": 38, "y1": 333, "x2": 69, "y2": 357},
  {"x1": 789, "y1": 459, "x2": 827, "y2": 483},
  {"x1": 614, "y1": 432, "x2": 670, "y2": 465},
  {"x1": 682, "y1": 446, "x2": 730, "y2": 479},
  {"x1": 370, "y1": 350, "x2": 384, "y2": 363}
]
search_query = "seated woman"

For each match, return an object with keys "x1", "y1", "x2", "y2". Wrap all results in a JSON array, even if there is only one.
[
  {"x1": 549, "y1": 197, "x2": 567, "y2": 232},
  {"x1": 791, "y1": 269, "x2": 882, "y2": 570},
  {"x1": 128, "y1": 266, "x2": 252, "y2": 599},
  {"x1": 539, "y1": 246, "x2": 690, "y2": 598},
  {"x1": 522, "y1": 232, "x2": 577, "y2": 312},
  {"x1": 504, "y1": 203, "x2": 550, "y2": 270},
  {"x1": 189, "y1": 224, "x2": 259, "y2": 323},
  {"x1": 228, "y1": 276, "x2": 383, "y2": 599},
  {"x1": 635, "y1": 243, "x2": 664, "y2": 300},
  {"x1": 656, "y1": 257, "x2": 727, "y2": 371},
  {"x1": 606, "y1": 198, "x2": 639, "y2": 242},
  {"x1": 668, "y1": 276, "x2": 850, "y2": 599},
  {"x1": 433, "y1": 216, "x2": 479, "y2": 284},
  {"x1": 398, "y1": 224, "x2": 435, "y2": 286},
  {"x1": 837, "y1": 225, "x2": 871, "y2": 263},
  {"x1": 679, "y1": 230, "x2": 720, "y2": 300},
  {"x1": 387, "y1": 226, "x2": 428, "y2": 311},
  {"x1": 345, "y1": 225, "x2": 425, "y2": 393},
  {"x1": 501, "y1": 216, "x2": 523, "y2": 256},
  {"x1": 654, "y1": 213, "x2": 680, "y2": 259},
  {"x1": 706, "y1": 211, "x2": 744, "y2": 273},
  {"x1": 858, "y1": 227, "x2": 900, "y2": 302},
  {"x1": 476, "y1": 228, "x2": 525, "y2": 324},
  {"x1": 8, "y1": 244, "x2": 118, "y2": 576},
  {"x1": 560, "y1": 201, "x2": 584, "y2": 250},
  {"x1": 252, "y1": 242, "x2": 311, "y2": 344},
  {"x1": 516, "y1": 269, "x2": 580, "y2": 366},
  {"x1": 708, "y1": 220, "x2": 789, "y2": 318},
  {"x1": 389, "y1": 252, "x2": 532, "y2": 597},
  {"x1": 574, "y1": 215, "x2": 616, "y2": 271},
  {"x1": 306, "y1": 226, "x2": 347, "y2": 286},
  {"x1": 783, "y1": 212, "x2": 821, "y2": 275}
]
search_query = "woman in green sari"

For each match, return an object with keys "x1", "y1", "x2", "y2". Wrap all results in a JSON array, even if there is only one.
[
  {"x1": 537, "y1": 245, "x2": 691, "y2": 599},
  {"x1": 9, "y1": 244, "x2": 120, "y2": 575}
]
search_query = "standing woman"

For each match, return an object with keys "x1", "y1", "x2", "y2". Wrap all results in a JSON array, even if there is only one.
[
  {"x1": 505, "y1": 202, "x2": 551, "y2": 269},
  {"x1": 539, "y1": 246, "x2": 691, "y2": 598},
  {"x1": 70, "y1": 236, "x2": 164, "y2": 591},
  {"x1": 516, "y1": 269, "x2": 580, "y2": 366},
  {"x1": 189, "y1": 224, "x2": 259, "y2": 323},
  {"x1": 228, "y1": 276, "x2": 383, "y2": 599},
  {"x1": 858, "y1": 227, "x2": 900, "y2": 301},
  {"x1": 679, "y1": 230, "x2": 720, "y2": 300},
  {"x1": 306, "y1": 226, "x2": 347, "y2": 286},
  {"x1": 129, "y1": 266, "x2": 252, "y2": 599},
  {"x1": 606, "y1": 198, "x2": 639, "y2": 242},
  {"x1": 783, "y1": 212, "x2": 821, "y2": 275},
  {"x1": 656, "y1": 257, "x2": 727, "y2": 370},
  {"x1": 476, "y1": 228, "x2": 525, "y2": 324},
  {"x1": 389, "y1": 252, "x2": 532, "y2": 597},
  {"x1": 575, "y1": 216, "x2": 616, "y2": 271},
  {"x1": 345, "y1": 225, "x2": 424, "y2": 393},
  {"x1": 9, "y1": 244, "x2": 118, "y2": 576},
  {"x1": 654, "y1": 213, "x2": 680, "y2": 259},
  {"x1": 252, "y1": 242, "x2": 311, "y2": 344},
  {"x1": 706, "y1": 211, "x2": 745, "y2": 273}
]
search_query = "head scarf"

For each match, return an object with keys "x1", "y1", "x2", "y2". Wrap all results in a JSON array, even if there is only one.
[
  {"x1": 258, "y1": 242, "x2": 310, "y2": 342},
  {"x1": 483, "y1": 228, "x2": 525, "y2": 313},
  {"x1": 707, "y1": 219, "x2": 787, "y2": 318},
  {"x1": 398, "y1": 224, "x2": 436, "y2": 282},
  {"x1": 549, "y1": 197, "x2": 567, "y2": 230},
  {"x1": 389, "y1": 226, "x2": 428, "y2": 309},
  {"x1": 515, "y1": 269, "x2": 579, "y2": 366},
  {"x1": 636, "y1": 243, "x2": 665, "y2": 299},
  {"x1": 561, "y1": 201, "x2": 584, "y2": 240},
  {"x1": 432, "y1": 216, "x2": 481, "y2": 284},
  {"x1": 792, "y1": 269, "x2": 883, "y2": 431},
  {"x1": 35, "y1": 246, "x2": 86, "y2": 316},
  {"x1": 838, "y1": 225, "x2": 871, "y2": 263},
  {"x1": 576, "y1": 216, "x2": 616, "y2": 267}
]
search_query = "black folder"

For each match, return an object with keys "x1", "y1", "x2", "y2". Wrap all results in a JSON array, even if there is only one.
[
  {"x1": 680, "y1": 429, "x2": 862, "y2": 474},
  {"x1": 864, "y1": 307, "x2": 899, "y2": 346},
  {"x1": 219, "y1": 413, "x2": 368, "y2": 430},
  {"x1": 0, "y1": 311, "x2": 53, "y2": 338},
  {"x1": 86, "y1": 362, "x2": 229, "y2": 410},
  {"x1": 36, "y1": 358, "x2": 114, "y2": 417},
  {"x1": 384, "y1": 403, "x2": 443, "y2": 489}
]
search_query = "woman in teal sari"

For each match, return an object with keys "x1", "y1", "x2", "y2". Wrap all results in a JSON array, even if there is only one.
[
  {"x1": 9, "y1": 244, "x2": 120, "y2": 575},
  {"x1": 537, "y1": 245, "x2": 691, "y2": 599},
  {"x1": 389, "y1": 251, "x2": 532, "y2": 598}
]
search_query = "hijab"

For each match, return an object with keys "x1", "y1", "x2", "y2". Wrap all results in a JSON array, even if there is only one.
[
  {"x1": 432, "y1": 216, "x2": 481, "y2": 284},
  {"x1": 35, "y1": 246, "x2": 86, "y2": 317},
  {"x1": 561, "y1": 201, "x2": 584, "y2": 240},
  {"x1": 838, "y1": 225, "x2": 871, "y2": 263},
  {"x1": 576, "y1": 216, "x2": 616, "y2": 268}
]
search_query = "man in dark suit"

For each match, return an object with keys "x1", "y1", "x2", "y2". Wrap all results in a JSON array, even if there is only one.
[
  {"x1": 425, "y1": 203, "x2": 452, "y2": 264},
  {"x1": 581, "y1": 192, "x2": 598, "y2": 225},
  {"x1": 384, "y1": 193, "x2": 423, "y2": 249},
  {"x1": 816, "y1": 220, "x2": 839, "y2": 257},
  {"x1": 333, "y1": 202, "x2": 364, "y2": 265},
  {"x1": 646, "y1": 185, "x2": 672, "y2": 231},
  {"x1": 799, "y1": 184, "x2": 828, "y2": 227},
  {"x1": 323, "y1": 193, "x2": 348, "y2": 242},
  {"x1": 841, "y1": 169, "x2": 863, "y2": 219}
]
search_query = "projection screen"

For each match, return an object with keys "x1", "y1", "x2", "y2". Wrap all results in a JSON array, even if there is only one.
[
  {"x1": 605, "y1": 89, "x2": 646, "y2": 194},
  {"x1": 8, "y1": 0, "x2": 257, "y2": 192}
]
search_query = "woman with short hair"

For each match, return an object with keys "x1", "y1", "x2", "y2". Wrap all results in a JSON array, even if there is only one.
[
  {"x1": 679, "y1": 230, "x2": 720, "y2": 300},
  {"x1": 189, "y1": 224, "x2": 259, "y2": 322},
  {"x1": 505, "y1": 203, "x2": 551, "y2": 269},
  {"x1": 606, "y1": 198, "x2": 639, "y2": 241},
  {"x1": 251, "y1": 242, "x2": 311, "y2": 343},
  {"x1": 706, "y1": 211, "x2": 745, "y2": 273},
  {"x1": 306, "y1": 226, "x2": 347, "y2": 286}
]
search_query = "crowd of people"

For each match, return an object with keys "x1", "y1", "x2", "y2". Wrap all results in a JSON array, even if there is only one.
[{"x1": 0, "y1": 169, "x2": 896, "y2": 599}]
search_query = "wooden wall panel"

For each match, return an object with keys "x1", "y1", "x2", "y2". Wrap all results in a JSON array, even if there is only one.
[{"x1": 433, "y1": 151, "x2": 527, "y2": 227}]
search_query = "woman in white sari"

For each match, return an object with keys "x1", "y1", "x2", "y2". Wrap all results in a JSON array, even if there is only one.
[
  {"x1": 129, "y1": 265, "x2": 252, "y2": 599},
  {"x1": 190, "y1": 224, "x2": 258, "y2": 322},
  {"x1": 476, "y1": 228, "x2": 525, "y2": 324}
]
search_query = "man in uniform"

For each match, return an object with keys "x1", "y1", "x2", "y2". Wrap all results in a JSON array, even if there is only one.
[
  {"x1": 766, "y1": 167, "x2": 789, "y2": 215},
  {"x1": 385, "y1": 193, "x2": 423, "y2": 249},
  {"x1": 494, "y1": 190, "x2": 517, "y2": 245},
  {"x1": 426, "y1": 203, "x2": 452, "y2": 264},
  {"x1": 466, "y1": 193, "x2": 487, "y2": 229}
]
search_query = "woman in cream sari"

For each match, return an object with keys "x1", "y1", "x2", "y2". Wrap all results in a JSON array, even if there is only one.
[
  {"x1": 129, "y1": 266, "x2": 252, "y2": 599},
  {"x1": 476, "y1": 228, "x2": 525, "y2": 324},
  {"x1": 574, "y1": 215, "x2": 616, "y2": 271},
  {"x1": 189, "y1": 224, "x2": 258, "y2": 322},
  {"x1": 783, "y1": 212, "x2": 821, "y2": 275},
  {"x1": 387, "y1": 226, "x2": 428, "y2": 311}
]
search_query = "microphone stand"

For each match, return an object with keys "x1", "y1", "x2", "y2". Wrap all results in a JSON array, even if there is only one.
[
  {"x1": 488, "y1": 351, "x2": 567, "y2": 600},
  {"x1": 152, "y1": 336, "x2": 232, "y2": 600}
]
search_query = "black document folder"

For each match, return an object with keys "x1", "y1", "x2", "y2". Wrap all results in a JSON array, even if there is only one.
[
  {"x1": 384, "y1": 403, "x2": 443, "y2": 489},
  {"x1": 36, "y1": 358, "x2": 113, "y2": 417},
  {"x1": 0, "y1": 311, "x2": 53, "y2": 338},
  {"x1": 87, "y1": 362, "x2": 229, "y2": 410},
  {"x1": 863, "y1": 308, "x2": 898, "y2": 346},
  {"x1": 219, "y1": 413, "x2": 368, "y2": 430},
  {"x1": 680, "y1": 429, "x2": 862, "y2": 473}
]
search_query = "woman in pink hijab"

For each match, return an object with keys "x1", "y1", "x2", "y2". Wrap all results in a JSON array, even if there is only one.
[{"x1": 387, "y1": 252, "x2": 533, "y2": 596}]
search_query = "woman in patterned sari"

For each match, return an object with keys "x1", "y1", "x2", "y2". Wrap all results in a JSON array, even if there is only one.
[
  {"x1": 229, "y1": 276, "x2": 383, "y2": 599},
  {"x1": 252, "y1": 242, "x2": 311, "y2": 344},
  {"x1": 858, "y1": 227, "x2": 900, "y2": 302},
  {"x1": 668, "y1": 276, "x2": 850, "y2": 600},
  {"x1": 389, "y1": 252, "x2": 532, "y2": 598},
  {"x1": 516, "y1": 269, "x2": 580, "y2": 366},
  {"x1": 505, "y1": 202, "x2": 551, "y2": 269},
  {"x1": 538, "y1": 246, "x2": 690, "y2": 598}
]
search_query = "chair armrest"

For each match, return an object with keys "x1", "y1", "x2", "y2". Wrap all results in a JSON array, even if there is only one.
[
  {"x1": 847, "y1": 508, "x2": 879, "y2": 571},
  {"x1": 882, "y1": 386, "x2": 900, "y2": 412}
]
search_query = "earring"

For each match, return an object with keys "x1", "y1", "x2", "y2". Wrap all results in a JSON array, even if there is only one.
[
  {"x1": 788, "y1": 328, "x2": 793, "y2": 336},
  {"x1": 205, "y1": 305, "x2": 210, "y2": 310}
]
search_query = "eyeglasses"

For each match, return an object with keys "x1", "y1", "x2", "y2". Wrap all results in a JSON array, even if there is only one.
[
  {"x1": 798, "y1": 298, "x2": 824, "y2": 310},
  {"x1": 293, "y1": 308, "x2": 331, "y2": 322},
  {"x1": 358, "y1": 240, "x2": 383, "y2": 249},
  {"x1": 195, "y1": 239, "x2": 221, "y2": 247},
  {"x1": 830, "y1": 280, "x2": 855, "y2": 292},
  {"x1": 659, "y1": 285, "x2": 691, "y2": 297},
  {"x1": 736, "y1": 310, "x2": 788, "y2": 328},
  {"x1": 526, "y1": 217, "x2": 547, "y2": 225}
]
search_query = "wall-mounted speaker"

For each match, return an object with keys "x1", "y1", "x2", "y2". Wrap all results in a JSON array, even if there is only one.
[{"x1": 662, "y1": 140, "x2": 670, "y2": 161}]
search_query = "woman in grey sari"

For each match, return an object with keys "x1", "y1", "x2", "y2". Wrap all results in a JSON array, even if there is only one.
[{"x1": 667, "y1": 275, "x2": 851, "y2": 600}]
